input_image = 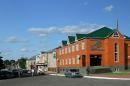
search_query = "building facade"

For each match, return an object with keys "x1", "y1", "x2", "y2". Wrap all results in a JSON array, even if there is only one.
[
  {"x1": 36, "y1": 52, "x2": 48, "y2": 73},
  {"x1": 26, "y1": 56, "x2": 36, "y2": 70},
  {"x1": 47, "y1": 49, "x2": 57, "y2": 72},
  {"x1": 56, "y1": 27, "x2": 130, "y2": 74}
]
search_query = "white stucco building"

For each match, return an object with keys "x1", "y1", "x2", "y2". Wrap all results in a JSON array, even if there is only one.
[
  {"x1": 47, "y1": 49, "x2": 57, "y2": 72},
  {"x1": 26, "y1": 56, "x2": 36, "y2": 70},
  {"x1": 36, "y1": 52, "x2": 48, "y2": 73}
]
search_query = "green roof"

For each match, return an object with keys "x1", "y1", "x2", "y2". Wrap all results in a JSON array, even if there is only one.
[
  {"x1": 63, "y1": 27, "x2": 130, "y2": 44},
  {"x1": 62, "y1": 40, "x2": 67, "y2": 46},
  {"x1": 76, "y1": 34, "x2": 87, "y2": 40},
  {"x1": 86, "y1": 27, "x2": 114, "y2": 38},
  {"x1": 124, "y1": 35, "x2": 130, "y2": 40},
  {"x1": 68, "y1": 36, "x2": 75, "y2": 43},
  {"x1": 76, "y1": 27, "x2": 114, "y2": 40}
]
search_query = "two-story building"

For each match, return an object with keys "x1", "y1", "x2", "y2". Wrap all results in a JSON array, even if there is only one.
[
  {"x1": 47, "y1": 49, "x2": 57, "y2": 72},
  {"x1": 36, "y1": 52, "x2": 48, "y2": 73},
  {"x1": 26, "y1": 55, "x2": 36, "y2": 70},
  {"x1": 56, "y1": 27, "x2": 130, "y2": 74}
]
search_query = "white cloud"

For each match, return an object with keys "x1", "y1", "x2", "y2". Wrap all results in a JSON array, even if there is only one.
[
  {"x1": 5, "y1": 36, "x2": 19, "y2": 43},
  {"x1": 104, "y1": 5, "x2": 114, "y2": 12},
  {"x1": 5, "y1": 36, "x2": 27, "y2": 43},
  {"x1": 28, "y1": 23, "x2": 105, "y2": 36},
  {"x1": 20, "y1": 48, "x2": 29, "y2": 52}
]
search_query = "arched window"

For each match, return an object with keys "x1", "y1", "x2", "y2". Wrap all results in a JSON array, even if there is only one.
[{"x1": 114, "y1": 43, "x2": 119, "y2": 62}]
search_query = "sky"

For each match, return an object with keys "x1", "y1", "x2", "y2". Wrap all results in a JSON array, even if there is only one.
[{"x1": 0, "y1": 0, "x2": 130, "y2": 60}]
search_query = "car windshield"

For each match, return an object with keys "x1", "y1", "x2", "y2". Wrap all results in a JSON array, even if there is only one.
[{"x1": 70, "y1": 69, "x2": 79, "y2": 72}]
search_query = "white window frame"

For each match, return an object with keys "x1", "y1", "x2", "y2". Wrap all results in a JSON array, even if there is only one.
[
  {"x1": 69, "y1": 58, "x2": 71, "y2": 64},
  {"x1": 72, "y1": 45, "x2": 75, "y2": 52},
  {"x1": 76, "y1": 44, "x2": 79, "y2": 51},
  {"x1": 62, "y1": 48, "x2": 64, "y2": 54},
  {"x1": 65, "y1": 48, "x2": 67, "y2": 54},
  {"x1": 60, "y1": 59, "x2": 62, "y2": 65},
  {"x1": 72, "y1": 58, "x2": 75, "y2": 64},
  {"x1": 114, "y1": 43, "x2": 119, "y2": 62},
  {"x1": 62, "y1": 59, "x2": 64, "y2": 65},
  {"x1": 59, "y1": 49, "x2": 61, "y2": 55},
  {"x1": 65, "y1": 59, "x2": 68, "y2": 65},
  {"x1": 76, "y1": 55, "x2": 80, "y2": 64},
  {"x1": 82, "y1": 42, "x2": 85, "y2": 50},
  {"x1": 68, "y1": 47, "x2": 71, "y2": 53}
]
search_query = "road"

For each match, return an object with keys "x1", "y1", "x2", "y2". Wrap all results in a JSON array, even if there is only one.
[{"x1": 0, "y1": 75, "x2": 129, "y2": 86}]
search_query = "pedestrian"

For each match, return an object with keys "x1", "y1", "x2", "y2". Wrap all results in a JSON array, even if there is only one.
[
  {"x1": 31, "y1": 69, "x2": 34, "y2": 77},
  {"x1": 18, "y1": 70, "x2": 21, "y2": 78},
  {"x1": 87, "y1": 66, "x2": 90, "y2": 75}
]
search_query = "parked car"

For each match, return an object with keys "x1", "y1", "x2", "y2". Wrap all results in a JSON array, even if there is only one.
[
  {"x1": 64, "y1": 69, "x2": 83, "y2": 78},
  {"x1": 0, "y1": 69, "x2": 14, "y2": 79},
  {"x1": 12, "y1": 69, "x2": 22, "y2": 77}
]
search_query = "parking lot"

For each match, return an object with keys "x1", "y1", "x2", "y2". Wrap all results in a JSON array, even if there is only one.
[{"x1": 0, "y1": 75, "x2": 130, "y2": 86}]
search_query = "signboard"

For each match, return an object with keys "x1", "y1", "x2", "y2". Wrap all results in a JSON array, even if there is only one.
[{"x1": 90, "y1": 40, "x2": 103, "y2": 51}]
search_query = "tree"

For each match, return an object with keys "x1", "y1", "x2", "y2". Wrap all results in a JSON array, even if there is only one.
[
  {"x1": 4, "y1": 60, "x2": 11, "y2": 67},
  {"x1": 18, "y1": 58, "x2": 27, "y2": 69},
  {"x1": 0, "y1": 56, "x2": 5, "y2": 70},
  {"x1": 10, "y1": 60, "x2": 16, "y2": 65}
]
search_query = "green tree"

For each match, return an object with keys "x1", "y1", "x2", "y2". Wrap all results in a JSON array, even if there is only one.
[
  {"x1": 18, "y1": 58, "x2": 27, "y2": 69},
  {"x1": 10, "y1": 60, "x2": 16, "y2": 65},
  {"x1": 4, "y1": 60, "x2": 11, "y2": 67},
  {"x1": 0, "y1": 56, "x2": 5, "y2": 70}
]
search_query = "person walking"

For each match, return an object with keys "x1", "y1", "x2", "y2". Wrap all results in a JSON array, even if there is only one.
[
  {"x1": 87, "y1": 66, "x2": 90, "y2": 75},
  {"x1": 31, "y1": 69, "x2": 34, "y2": 77}
]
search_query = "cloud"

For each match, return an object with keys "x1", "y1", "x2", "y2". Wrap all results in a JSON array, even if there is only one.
[
  {"x1": 28, "y1": 23, "x2": 105, "y2": 36},
  {"x1": 5, "y1": 36, "x2": 27, "y2": 43},
  {"x1": 20, "y1": 48, "x2": 29, "y2": 52},
  {"x1": 104, "y1": 5, "x2": 114, "y2": 12}
]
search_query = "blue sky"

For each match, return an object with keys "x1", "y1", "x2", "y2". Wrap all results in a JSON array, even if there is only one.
[{"x1": 0, "y1": 0, "x2": 130, "y2": 60}]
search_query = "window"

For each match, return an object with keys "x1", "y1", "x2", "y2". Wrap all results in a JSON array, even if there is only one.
[
  {"x1": 82, "y1": 42, "x2": 85, "y2": 50},
  {"x1": 72, "y1": 58, "x2": 75, "y2": 64},
  {"x1": 76, "y1": 55, "x2": 80, "y2": 64},
  {"x1": 59, "y1": 49, "x2": 61, "y2": 55},
  {"x1": 72, "y1": 45, "x2": 75, "y2": 52},
  {"x1": 60, "y1": 59, "x2": 62, "y2": 65},
  {"x1": 65, "y1": 48, "x2": 67, "y2": 54},
  {"x1": 62, "y1": 48, "x2": 64, "y2": 54},
  {"x1": 76, "y1": 44, "x2": 79, "y2": 51},
  {"x1": 68, "y1": 47, "x2": 71, "y2": 53},
  {"x1": 65, "y1": 59, "x2": 68, "y2": 65},
  {"x1": 113, "y1": 32, "x2": 119, "y2": 37},
  {"x1": 114, "y1": 43, "x2": 119, "y2": 62},
  {"x1": 62, "y1": 59, "x2": 64, "y2": 65},
  {"x1": 69, "y1": 58, "x2": 71, "y2": 64}
]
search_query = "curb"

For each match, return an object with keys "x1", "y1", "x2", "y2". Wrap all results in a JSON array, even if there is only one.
[
  {"x1": 84, "y1": 76, "x2": 130, "y2": 80},
  {"x1": 49, "y1": 74, "x2": 130, "y2": 80}
]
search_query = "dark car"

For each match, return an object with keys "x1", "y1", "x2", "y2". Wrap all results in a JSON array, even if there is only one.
[
  {"x1": 12, "y1": 69, "x2": 22, "y2": 77},
  {"x1": 64, "y1": 69, "x2": 83, "y2": 78},
  {"x1": 0, "y1": 70, "x2": 14, "y2": 79}
]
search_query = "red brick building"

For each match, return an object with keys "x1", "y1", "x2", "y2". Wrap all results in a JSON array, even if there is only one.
[{"x1": 56, "y1": 27, "x2": 130, "y2": 74}]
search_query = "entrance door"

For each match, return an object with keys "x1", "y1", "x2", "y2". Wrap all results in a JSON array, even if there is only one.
[
  {"x1": 82, "y1": 55, "x2": 86, "y2": 67},
  {"x1": 90, "y1": 55, "x2": 101, "y2": 66}
]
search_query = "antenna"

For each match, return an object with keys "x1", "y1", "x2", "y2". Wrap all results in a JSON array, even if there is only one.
[{"x1": 116, "y1": 19, "x2": 119, "y2": 30}]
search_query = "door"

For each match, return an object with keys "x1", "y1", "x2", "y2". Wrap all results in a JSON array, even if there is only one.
[{"x1": 82, "y1": 55, "x2": 86, "y2": 67}]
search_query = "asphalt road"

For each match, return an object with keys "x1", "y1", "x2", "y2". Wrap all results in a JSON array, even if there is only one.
[{"x1": 0, "y1": 75, "x2": 130, "y2": 86}]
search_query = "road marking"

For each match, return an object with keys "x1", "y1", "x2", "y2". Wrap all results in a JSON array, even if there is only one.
[
  {"x1": 49, "y1": 74, "x2": 65, "y2": 76},
  {"x1": 84, "y1": 76, "x2": 130, "y2": 80},
  {"x1": 49, "y1": 74, "x2": 130, "y2": 80}
]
